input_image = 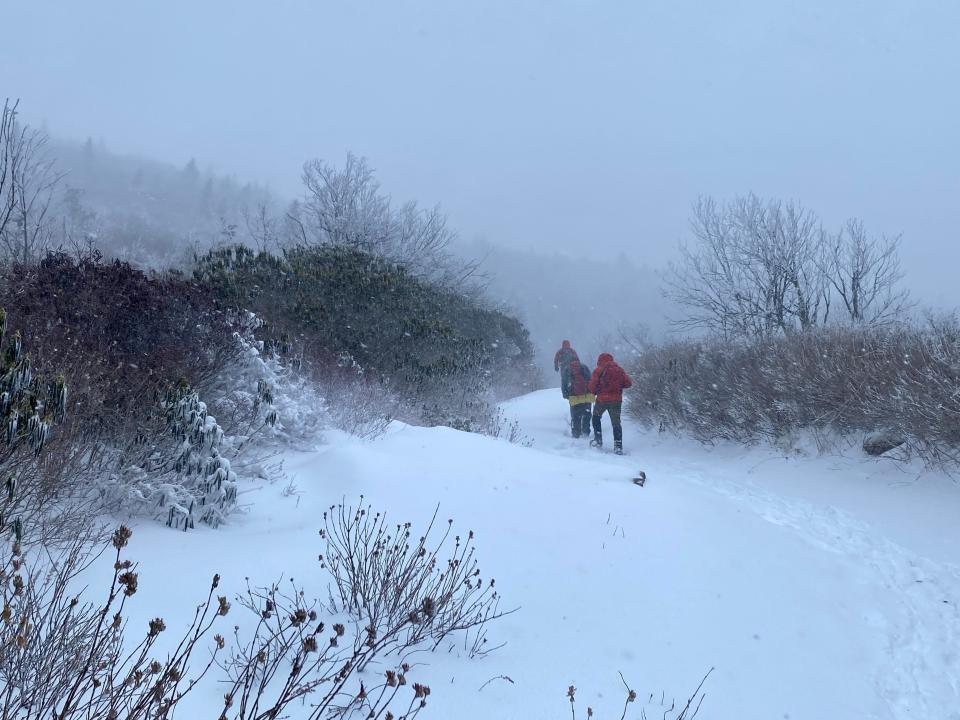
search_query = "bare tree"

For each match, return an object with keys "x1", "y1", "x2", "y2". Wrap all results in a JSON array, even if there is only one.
[
  {"x1": 0, "y1": 99, "x2": 64, "y2": 264},
  {"x1": 298, "y1": 153, "x2": 479, "y2": 288},
  {"x1": 666, "y1": 194, "x2": 829, "y2": 338},
  {"x1": 242, "y1": 200, "x2": 282, "y2": 252},
  {"x1": 301, "y1": 153, "x2": 394, "y2": 252},
  {"x1": 823, "y1": 218, "x2": 910, "y2": 325}
]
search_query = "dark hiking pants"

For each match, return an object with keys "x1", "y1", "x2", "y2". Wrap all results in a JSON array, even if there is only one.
[
  {"x1": 570, "y1": 402, "x2": 592, "y2": 437},
  {"x1": 592, "y1": 401, "x2": 623, "y2": 448}
]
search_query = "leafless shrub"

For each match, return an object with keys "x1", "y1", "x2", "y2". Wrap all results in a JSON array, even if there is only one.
[
  {"x1": 0, "y1": 527, "x2": 228, "y2": 720},
  {"x1": 0, "y1": 527, "x2": 433, "y2": 720},
  {"x1": 566, "y1": 669, "x2": 712, "y2": 720},
  {"x1": 628, "y1": 317, "x2": 960, "y2": 466},
  {"x1": 219, "y1": 580, "x2": 430, "y2": 720},
  {"x1": 320, "y1": 502, "x2": 513, "y2": 663},
  {"x1": 482, "y1": 408, "x2": 532, "y2": 446}
]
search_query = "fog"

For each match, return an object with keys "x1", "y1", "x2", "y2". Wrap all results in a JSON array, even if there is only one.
[{"x1": 2, "y1": 0, "x2": 959, "y2": 307}]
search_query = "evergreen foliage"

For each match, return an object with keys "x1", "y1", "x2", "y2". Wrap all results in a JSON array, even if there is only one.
[
  {"x1": 0, "y1": 308, "x2": 67, "y2": 543},
  {"x1": 194, "y1": 244, "x2": 538, "y2": 428}
]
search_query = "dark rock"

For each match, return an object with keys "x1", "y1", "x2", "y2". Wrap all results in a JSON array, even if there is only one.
[{"x1": 862, "y1": 430, "x2": 906, "y2": 456}]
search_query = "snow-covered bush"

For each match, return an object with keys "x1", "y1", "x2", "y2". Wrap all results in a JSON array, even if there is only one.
[
  {"x1": 320, "y1": 502, "x2": 510, "y2": 662},
  {"x1": 105, "y1": 381, "x2": 246, "y2": 530},
  {"x1": 628, "y1": 317, "x2": 960, "y2": 465}
]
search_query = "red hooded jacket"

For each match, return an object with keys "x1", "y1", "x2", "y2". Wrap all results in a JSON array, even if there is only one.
[{"x1": 588, "y1": 353, "x2": 632, "y2": 403}]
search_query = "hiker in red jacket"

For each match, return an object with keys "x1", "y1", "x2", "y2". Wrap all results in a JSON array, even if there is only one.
[
  {"x1": 553, "y1": 340, "x2": 580, "y2": 398},
  {"x1": 588, "y1": 352, "x2": 633, "y2": 454}
]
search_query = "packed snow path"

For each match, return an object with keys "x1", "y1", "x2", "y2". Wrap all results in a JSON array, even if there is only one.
[{"x1": 110, "y1": 390, "x2": 960, "y2": 719}]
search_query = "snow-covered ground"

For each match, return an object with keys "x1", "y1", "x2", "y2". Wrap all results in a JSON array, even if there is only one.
[{"x1": 95, "y1": 389, "x2": 960, "y2": 719}]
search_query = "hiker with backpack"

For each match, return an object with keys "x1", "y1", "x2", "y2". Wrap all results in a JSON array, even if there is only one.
[
  {"x1": 554, "y1": 340, "x2": 580, "y2": 398},
  {"x1": 588, "y1": 352, "x2": 633, "y2": 455},
  {"x1": 565, "y1": 359, "x2": 594, "y2": 438}
]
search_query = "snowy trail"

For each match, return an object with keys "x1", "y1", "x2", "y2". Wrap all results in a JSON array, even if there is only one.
[
  {"x1": 669, "y1": 457, "x2": 960, "y2": 717},
  {"x1": 503, "y1": 390, "x2": 960, "y2": 718},
  {"x1": 95, "y1": 389, "x2": 960, "y2": 720}
]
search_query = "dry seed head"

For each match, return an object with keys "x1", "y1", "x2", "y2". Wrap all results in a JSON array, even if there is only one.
[
  {"x1": 217, "y1": 596, "x2": 230, "y2": 616},
  {"x1": 118, "y1": 571, "x2": 138, "y2": 597},
  {"x1": 112, "y1": 526, "x2": 133, "y2": 550},
  {"x1": 148, "y1": 618, "x2": 166, "y2": 636},
  {"x1": 421, "y1": 597, "x2": 435, "y2": 618}
]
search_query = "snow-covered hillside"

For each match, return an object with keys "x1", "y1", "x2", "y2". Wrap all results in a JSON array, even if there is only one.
[{"x1": 98, "y1": 390, "x2": 960, "y2": 719}]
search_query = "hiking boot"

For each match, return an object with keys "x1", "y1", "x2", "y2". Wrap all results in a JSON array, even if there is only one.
[{"x1": 590, "y1": 433, "x2": 603, "y2": 448}]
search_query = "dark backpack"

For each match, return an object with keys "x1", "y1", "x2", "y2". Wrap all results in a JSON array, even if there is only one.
[{"x1": 569, "y1": 364, "x2": 591, "y2": 396}]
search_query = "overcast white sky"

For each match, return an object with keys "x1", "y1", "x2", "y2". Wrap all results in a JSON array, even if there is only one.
[{"x1": 2, "y1": 0, "x2": 958, "y2": 303}]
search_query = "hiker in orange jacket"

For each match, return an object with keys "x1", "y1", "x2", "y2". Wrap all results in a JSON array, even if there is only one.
[{"x1": 588, "y1": 352, "x2": 632, "y2": 454}]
